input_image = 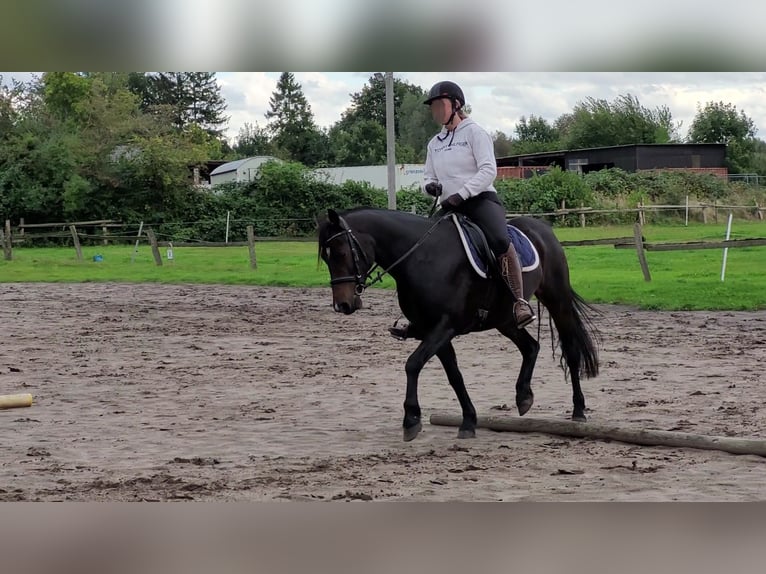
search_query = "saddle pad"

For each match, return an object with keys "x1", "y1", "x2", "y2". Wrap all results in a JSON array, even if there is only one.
[{"x1": 452, "y1": 214, "x2": 540, "y2": 279}]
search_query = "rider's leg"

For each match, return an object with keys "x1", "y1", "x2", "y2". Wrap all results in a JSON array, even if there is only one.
[
  {"x1": 463, "y1": 193, "x2": 536, "y2": 329},
  {"x1": 498, "y1": 243, "x2": 536, "y2": 328}
]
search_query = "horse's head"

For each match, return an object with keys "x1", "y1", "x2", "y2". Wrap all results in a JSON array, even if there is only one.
[{"x1": 318, "y1": 209, "x2": 373, "y2": 315}]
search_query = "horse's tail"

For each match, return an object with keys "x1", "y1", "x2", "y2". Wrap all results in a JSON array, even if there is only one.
[{"x1": 547, "y1": 288, "x2": 600, "y2": 380}]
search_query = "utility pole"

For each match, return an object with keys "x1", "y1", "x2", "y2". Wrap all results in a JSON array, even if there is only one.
[{"x1": 385, "y1": 72, "x2": 396, "y2": 210}]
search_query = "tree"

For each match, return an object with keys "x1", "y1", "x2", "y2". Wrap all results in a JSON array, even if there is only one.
[
  {"x1": 0, "y1": 75, "x2": 22, "y2": 141},
  {"x1": 41, "y1": 72, "x2": 91, "y2": 122},
  {"x1": 265, "y1": 72, "x2": 328, "y2": 166},
  {"x1": 127, "y1": 72, "x2": 229, "y2": 137},
  {"x1": 0, "y1": 73, "x2": 220, "y2": 224},
  {"x1": 328, "y1": 120, "x2": 387, "y2": 166},
  {"x1": 687, "y1": 101, "x2": 757, "y2": 173},
  {"x1": 748, "y1": 139, "x2": 766, "y2": 176},
  {"x1": 492, "y1": 131, "x2": 514, "y2": 158},
  {"x1": 513, "y1": 115, "x2": 561, "y2": 154},
  {"x1": 331, "y1": 74, "x2": 431, "y2": 165},
  {"x1": 396, "y1": 90, "x2": 433, "y2": 162},
  {"x1": 233, "y1": 122, "x2": 274, "y2": 157},
  {"x1": 183, "y1": 73, "x2": 229, "y2": 136},
  {"x1": 563, "y1": 93, "x2": 680, "y2": 149}
]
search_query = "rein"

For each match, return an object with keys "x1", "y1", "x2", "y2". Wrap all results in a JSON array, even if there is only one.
[{"x1": 324, "y1": 213, "x2": 449, "y2": 294}]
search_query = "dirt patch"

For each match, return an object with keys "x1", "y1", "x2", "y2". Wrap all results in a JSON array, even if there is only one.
[{"x1": 1, "y1": 283, "x2": 765, "y2": 500}]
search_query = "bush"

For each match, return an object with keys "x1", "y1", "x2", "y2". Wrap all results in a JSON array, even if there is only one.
[{"x1": 495, "y1": 166, "x2": 593, "y2": 226}]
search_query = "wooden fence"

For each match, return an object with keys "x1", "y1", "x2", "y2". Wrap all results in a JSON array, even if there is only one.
[
  {"x1": 508, "y1": 199, "x2": 765, "y2": 227},
  {"x1": 2, "y1": 219, "x2": 263, "y2": 269},
  {"x1": 4, "y1": 209, "x2": 765, "y2": 275},
  {"x1": 613, "y1": 223, "x2": 766, "y2": 281}
]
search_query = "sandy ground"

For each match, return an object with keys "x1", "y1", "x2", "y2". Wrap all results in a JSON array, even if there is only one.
[{"x1": 1, "y1": 282, "x2": 765, "y2": 501}]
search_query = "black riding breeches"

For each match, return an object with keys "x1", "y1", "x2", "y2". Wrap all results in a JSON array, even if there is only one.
[{"x1": 453, "y1": 192, "x2": 510, "y2": 257}]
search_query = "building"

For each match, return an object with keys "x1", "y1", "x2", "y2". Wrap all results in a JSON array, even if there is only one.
[
  {"x1": 312, "y1": 164, "x2": 425, "y2": 190},
  {"x1": 209, "y1": 156, "x2": 281, "y2": 186},
  {"x1": 496, "y1": 143, "x2": 728, "y2": 178}
]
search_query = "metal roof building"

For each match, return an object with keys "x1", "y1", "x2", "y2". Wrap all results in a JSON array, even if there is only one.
[{"x1": 496, "y1": 143, "x2": 727, "y2": 177}]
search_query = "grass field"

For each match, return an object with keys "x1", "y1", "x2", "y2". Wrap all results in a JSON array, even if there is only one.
[{"x1": 2, "y1": 220, "x2": 765, "y2": 311}]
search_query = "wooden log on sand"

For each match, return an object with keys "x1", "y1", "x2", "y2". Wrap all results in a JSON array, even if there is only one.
[
  {"x1": 429, "y1": 413, "x2": 766, "y2": 457},
  {"x1": 0, "y1": 393, "x2": 33, "y2": 409}
]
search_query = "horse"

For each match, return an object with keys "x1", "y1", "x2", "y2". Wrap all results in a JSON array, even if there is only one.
[{"x1": 317, "y1": 206, "x2": 599, "y2": 442}]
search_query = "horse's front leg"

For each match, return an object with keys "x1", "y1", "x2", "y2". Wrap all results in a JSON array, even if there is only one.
[
  {"x1": 402, "y1": 317, "x2": 455, "y2": 441},
  {"x1": 436, "y1": 341, "x2": 476, "y2": 439}
]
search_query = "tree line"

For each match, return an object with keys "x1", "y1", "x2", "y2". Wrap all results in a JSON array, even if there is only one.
[{"x1": 1, "y1": 72, "x2": 765, "y2": 228}]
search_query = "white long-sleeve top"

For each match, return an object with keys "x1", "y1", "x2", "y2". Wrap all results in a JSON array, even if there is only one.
[{"x1": 422, "y1": 117, "x2": 497, "y2": 202}]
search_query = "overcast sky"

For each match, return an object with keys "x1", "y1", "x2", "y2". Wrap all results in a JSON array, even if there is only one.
[
  {"x1": 217, "y1": 72, "x2": 766, "y2": 144},
  {"x1": 6, "y1": 72, "x2": 766, "y2": 144}
]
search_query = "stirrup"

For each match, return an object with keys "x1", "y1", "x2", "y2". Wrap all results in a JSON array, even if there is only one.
[
  {"x1": 388, "y1": 321, "x2": 409, "y2": 340},
  {"x1": 514, "y1": 300, "x2": 536, "y2": 329}
]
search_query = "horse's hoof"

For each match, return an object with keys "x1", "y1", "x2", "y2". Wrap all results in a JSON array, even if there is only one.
[
  {"x1": 572, "y1": 413, "x2": 587, "y2": 422},
  {"x1": 517, "y1": 396, "x2": 534, "y2": 416},
  {"x1": 457, "y1": 428, "x2": 476, "y2": 439},
  {"x1": 403, "y1": 421, "x2": 422, "y2": 442}
]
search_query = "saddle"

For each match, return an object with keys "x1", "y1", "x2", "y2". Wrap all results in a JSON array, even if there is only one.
[{"x1": 451, "y1": 214, "x2": 540, "y2": 279}]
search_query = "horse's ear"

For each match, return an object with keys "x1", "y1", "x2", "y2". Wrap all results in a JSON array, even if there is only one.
[{"x1": 327, "y1": 209, "x2": 340, "y2": 225}]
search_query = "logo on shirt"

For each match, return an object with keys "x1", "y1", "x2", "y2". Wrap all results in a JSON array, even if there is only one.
[{"x1": 433, "y1": 141, "x2": 469, "y2": 152}]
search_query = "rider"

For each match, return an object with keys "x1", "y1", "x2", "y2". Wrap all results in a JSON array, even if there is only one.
[{"x1": 389, "y1": 80, "x2": 535, "y2": 339}]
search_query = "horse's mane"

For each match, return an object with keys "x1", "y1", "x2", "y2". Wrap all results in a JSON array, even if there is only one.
[{"x1": 317, "y1": 206, "x2": 431, "y2": 266}]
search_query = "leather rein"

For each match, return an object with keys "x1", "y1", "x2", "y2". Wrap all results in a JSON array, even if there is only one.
[{"x1": 323, "y1": 213, "x2": 447, "y2": 295}]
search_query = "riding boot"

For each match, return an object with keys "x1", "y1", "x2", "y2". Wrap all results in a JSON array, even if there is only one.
[{"x1": 499, "y1": 244, "x2": 536, "y2": 328}]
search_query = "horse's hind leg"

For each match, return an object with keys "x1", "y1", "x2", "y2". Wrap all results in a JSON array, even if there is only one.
[
  {"x1": 436, "y1": 341, "x2": 476, "y2": 439},
  {"x1": 496, "y1": 324, "x2": 540, "y2": 416},
  {"x1": 537, "y1": 294, "x2": 588, "y2": 421},
  {"x1": 568, "y1": 372, "x2": 586, "y2": 422}
]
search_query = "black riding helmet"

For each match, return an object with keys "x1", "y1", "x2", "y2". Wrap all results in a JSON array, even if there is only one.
[{"x1": 423, "y1": 81, "x2": 465, "y2": 107}]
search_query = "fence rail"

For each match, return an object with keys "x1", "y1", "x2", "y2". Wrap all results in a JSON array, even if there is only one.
[
  {"x1": 611, "y1": 222, "x2": 766, "y2": 282},
  {"x1": 3, "y1": 202, "x2": 765, "y2": 267},
  {"x1": 508, "y1": 199, "x2": 765, "y2": 226}
]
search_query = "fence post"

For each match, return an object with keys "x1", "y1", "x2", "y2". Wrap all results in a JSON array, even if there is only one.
[
  {"x1": 637, "y1": 201, "x2": 645, "y2": 226},
  {"x1": 579, "y1": 203, "x2": 586, "y2": 228},
  {"x1": 69, "y1": 225, "x2": 83, "y2": 261},
  {"x1": 633, "y1": 222, "x2": 651, "y2": 282},
  {"x1": 19, "y1": 218, "x2": 24, "y2": 237},
  {"x1": 145, "y1": 229, "x2": 163, "y2": 266},
  {"x1": 0, "y1": 229, "x2": 13, "y2": 261},
  {"x1": 131, "y1": 221, "x2": 144, "y2": 263},
  {"x1": 3, "y1": 220, "x2": 12, "y2": 261},
  {"x1": 247, "y1": 225, "x2": 257, "y2": 270},
  {"x1": 102, "y1": 224, "x2": 108, "y2": 245},
  {"x1": 756, "y1": 201, "x2": 763, "y2": 221}
]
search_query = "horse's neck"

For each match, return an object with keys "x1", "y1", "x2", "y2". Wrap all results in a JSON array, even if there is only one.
[{"x1": 352, "y1": 211, "x2": 427, "y2": 269}]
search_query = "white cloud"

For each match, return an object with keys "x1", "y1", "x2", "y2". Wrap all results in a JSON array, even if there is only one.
[{"x1": 7, "y1": 72, "x2": 766, "y2": 142}]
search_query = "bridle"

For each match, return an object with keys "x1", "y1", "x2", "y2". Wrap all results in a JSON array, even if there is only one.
[
  {"x1": 323, "y1": 215, "x2": 375, "y2": 296},
  {"x1": 323, "y1": 213, "x2": 448, "y2": 295}
]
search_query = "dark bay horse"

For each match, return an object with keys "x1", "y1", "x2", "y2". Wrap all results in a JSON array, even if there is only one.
[{"x1": 318, "y1": 207, "x2": 599, "y2": 441}]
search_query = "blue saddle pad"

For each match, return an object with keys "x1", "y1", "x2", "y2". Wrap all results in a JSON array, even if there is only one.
[{"x1": 452, "y1": 215, "x2": 540, "y2": 278}]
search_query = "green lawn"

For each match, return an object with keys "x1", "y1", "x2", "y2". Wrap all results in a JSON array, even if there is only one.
[{"x1": 2, "y1": 220, "x2": 765, "y2": 310}]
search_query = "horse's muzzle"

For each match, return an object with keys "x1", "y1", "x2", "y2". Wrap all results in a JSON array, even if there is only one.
[{"x1": 333, "y1": 295, "x2": 363, "y2": 315}]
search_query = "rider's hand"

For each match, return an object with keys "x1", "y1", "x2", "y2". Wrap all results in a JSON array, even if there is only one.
[
  {"x1": 442, "y1": 193, "x2": 464, "y2": 209},
  {"x1": 424, "y1": 182, "x2": 442, "y2": 197}
]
